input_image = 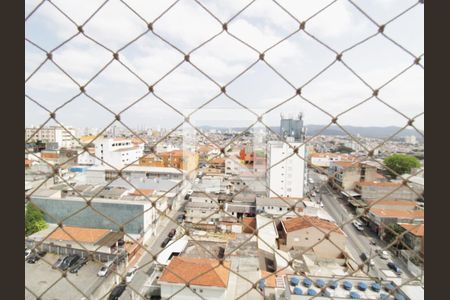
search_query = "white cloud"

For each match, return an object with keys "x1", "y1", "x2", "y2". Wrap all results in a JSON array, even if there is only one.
[{"x1": 25, "y1": 0, "x2": 424, "y2": 130}]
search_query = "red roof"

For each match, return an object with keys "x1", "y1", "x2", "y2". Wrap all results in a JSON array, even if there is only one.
[
  {"x1": 282, "y1": 216, "x2": 344, "y2": 235},
  {"x1": 159, "y1": 257, "x2": 230, "y2": 288},
  {"x1": 399, "y1": 223, "x2": 424, "y2": 236},
  {"x1": 370, "y1": 208, "x2": 424, "y2": 219}
]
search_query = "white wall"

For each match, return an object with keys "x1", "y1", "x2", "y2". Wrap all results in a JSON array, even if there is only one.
[
  {"x1": 160, "y1": 283, "x2": 226, "y2": 300},
  {"x1": 267, "y1": 141, "x2": 306, "y2": 198}
]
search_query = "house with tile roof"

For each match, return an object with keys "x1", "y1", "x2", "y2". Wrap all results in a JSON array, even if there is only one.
[
  {"x1": 278, "y1": 216, "x2": 347, "y2": 259},
  {"x1": 158, "y1": 256, "x2": 230, "y2": 300}
]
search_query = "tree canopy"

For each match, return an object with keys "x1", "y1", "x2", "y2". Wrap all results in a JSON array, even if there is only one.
[
  {"x1": 25, "y1": 202, "x2": 48, "y2": 237},
  {"x1": 383, "y1": 154, "x2": 421, "y2": 177},
  {"x1": 383, "y1": 223, "x2": 406, "y2": 248}
]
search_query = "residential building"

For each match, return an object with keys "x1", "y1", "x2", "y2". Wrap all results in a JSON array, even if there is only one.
[
  {"x1": 256, "y1": 196, "x2": 304, "y2": 216},
  {"x1": 25, "y1": 125, "x2": 78, "y2": 148},
  {"x1": 278, "y1": 216, "x2": 347, "y2": 258},
  {"x1": 159, "y1": 256, "x2": 230, "y2": 300},
  {"x1": 367, "y1": 207, "x2": 424, "y2": 237},
  {"x1": 354, "y1": 181, "x2": 421, "y2": 201},
  {"x1": 94, "y1": 138, "x2": 144, "y2": 168},
  {"x1": 328, "y1": 161, "x2": 378, "y2": 191},
  {"x1": 267, "y1": 140, "x2": 307, "y2": 198},
  {"x1": 140, "y1": 150, "x2": 199, "y2": 171},
  {"x1": 399, "y1": 223, "x2": 424, "y2": 256},
  {"x1": 309, "y1": 152, "x2": 354, "y2": 168},
  {"x1": 267, "y1": 114, "x2": 307, "y2": 198}
]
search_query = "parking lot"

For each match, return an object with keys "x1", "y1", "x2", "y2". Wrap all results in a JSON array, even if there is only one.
[{"x1": 25, "y1": 253, "x2": 113, "y2": 300}]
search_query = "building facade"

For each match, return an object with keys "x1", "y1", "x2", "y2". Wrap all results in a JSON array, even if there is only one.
[{"x1": 267, "y1": 140, "x2": 306, "y2": 198}]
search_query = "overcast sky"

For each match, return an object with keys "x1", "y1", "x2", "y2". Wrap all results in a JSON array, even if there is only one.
[{"x1": 25, "y1": 0, "x2": 424, "y2": 133}]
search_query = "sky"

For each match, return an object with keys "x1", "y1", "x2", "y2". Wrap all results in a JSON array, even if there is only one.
[{"x1": 25, "y1": 0, "x2": 424, "y2": 134}]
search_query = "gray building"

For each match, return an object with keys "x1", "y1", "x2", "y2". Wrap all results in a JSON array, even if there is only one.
[{"x1": 280, "y1": 113, "x2": 304, "y2": 142}]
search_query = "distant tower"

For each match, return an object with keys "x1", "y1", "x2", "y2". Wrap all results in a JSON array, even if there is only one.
[
  {"x1": 280, "y1": 113, "x2": 304, "y2": 142},
  {"x1": 267, "y1": 113, "x2": 307, "y2": 198}
]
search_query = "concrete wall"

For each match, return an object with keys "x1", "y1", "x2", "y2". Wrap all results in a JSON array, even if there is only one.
[
  {"x1": 284, "y1": 227, "x2": 346, "y2": 258},
  {"x1": 359, "y1": 185, "x2": 420, "y2": 201},
  {"x1": 160, "y1": 283, "x2": 226, "y2": 300},
  {"x1": 32, "y1": 197, "x2": 149, "y2": 234}
]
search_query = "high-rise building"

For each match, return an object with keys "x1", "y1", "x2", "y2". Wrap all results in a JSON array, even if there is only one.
[
  {"x1": 280, "y1": 113, "x2": 304, "y2": 142},
  {"x1": 267, "y1": 114, "x2": 307, "y2": 198}
]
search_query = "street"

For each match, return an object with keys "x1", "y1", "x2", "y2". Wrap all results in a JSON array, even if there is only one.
[
  {"x1": 120, "y1": 200, "x2": 187, "y2": 299},
  {"x1": 308, "y1": 170, "x2": 415, "y2": 282}
]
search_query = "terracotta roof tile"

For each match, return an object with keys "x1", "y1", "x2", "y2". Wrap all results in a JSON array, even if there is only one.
[
  {"x1": 399, "y1": 223, "x2": 424, "y2": 236},
  {"x1": 282, "y1": 216, "x2": 344, "y2": 235},
  {"x1": 48, "y1": 226, "x2": 111, "y2": 244},
  {"x1": 159, "y1": 257, "x2": 230, "y2": 288},
  {"x1": 369, "y1": 208, "x2": 424, "y2": 219}
]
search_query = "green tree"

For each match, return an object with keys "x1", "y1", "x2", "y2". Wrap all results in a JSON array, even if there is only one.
[
  {"x1": 334, "y1": 144, "x2": 353, "y2": 154},
  {"x1": 383, "y1": 223, "x2": 406, "y2": 248},
  {"x1": 384, "y1": 154, "x2": 421, "y2": 176},
  {"x1": 25, "y1": 203, "x2": 48, "y2": 236}
]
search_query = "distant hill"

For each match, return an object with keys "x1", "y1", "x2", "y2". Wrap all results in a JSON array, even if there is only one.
[
  {"x1": 198, "y1": 124, "x2": 424, "y2": 141},
  {"x1": 304, "y1": 125, "x2": 424, "y2": 141}
]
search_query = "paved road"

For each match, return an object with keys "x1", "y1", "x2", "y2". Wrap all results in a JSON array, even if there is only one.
[{"x1": 308, "y1": 170, "x2": 415, "y2": 282}]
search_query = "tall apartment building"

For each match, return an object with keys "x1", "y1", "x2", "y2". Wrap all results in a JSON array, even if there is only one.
[
  {"x1": 266, "y1": 114, "x2": 307, "y2": 198},
  {"x1": 25, "y1": 125, "x2": 78, "y2": 149},
  {"x1": 95, "y1": 138, "x2": 144, "y2": 168}
]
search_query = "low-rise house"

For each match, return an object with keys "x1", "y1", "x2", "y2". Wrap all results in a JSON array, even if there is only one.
[
  {"x1": 354, "y1": 181, "x2": 421, "y2": 201},
  {"x1": 328, "y1": 161, "x2": 378, "y2": 191},
  {"x1": 184, "y1": 202, "x2": 221, "y2": 230},
  {"x1": 278, "y1": 216, "x2": 347, "y2": 259},
  {"x1": 367, "y1": 207, "x2": 424, "y2": 238},
  {"x1": 159, "y1": 257, "x2": 230, "y2": 300},
  {"x1": 309, "y1": 153, "x2": 354, "y2": 168},
  {"x1": 256, "y1": 197, "x2": 304, "y2": 216},
  {"x1": 399, "y1": 223, "x2": 424, "y2": 256}
]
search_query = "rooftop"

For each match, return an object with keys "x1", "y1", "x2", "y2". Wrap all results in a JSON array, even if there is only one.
[
  {"x1": 159, "y1": 256, "x2": 230, "y2": 288},
  {"x1": 369, "y1": 208, "x2": 424, "y2": 219},
  {"x1": 48, "y1": 226, "x2": 111, "y2": 244},
  {"x1": 399, "y1": 223, "x2": 424, "y2": 237},
  {"x1": 282, "y1": 216, "x2": 344, "y2": 235}
]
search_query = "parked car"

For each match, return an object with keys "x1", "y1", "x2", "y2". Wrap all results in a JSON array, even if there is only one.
[
  {"x1": 377, "y1": 250, "x2": 389, "y2": 260},
  {"x1": 108, "y1": 283, "x2": 127, "y2": 300},
  {"x1": 161, "y1": 237, "x2": 171, "y2": 248},
  {"x1": 369, "y1": 259, "x2": 375, "y2": 266},
  {"x1": 218, "y1": 247, "x2": 225, "y2": 259},
  {"x1": 311, "y1": 191, "x2": 316, "y2": 197},
  {"x1": 387, "y1": 262, "x2": 402, "y2": 275},
  {"x1": 168, "y1": 229, "x2": 176, "y2": 238},
  {"x1": 27, "y1": 253, "x2": 41, "y2": 264},
  {"x1": 360, "y1": 253, "x2": 368, "y2": 262},
  {"x1": 59, "y1": 254, "x2": 81, "y2": 271},
  {"x1": 319, "y1": 202, "x2": 324, "y2": 208},
  {"x1": 125, "y1": 267, "x2": 138, "y2": 283},
  {"x1": 25, "y1": 248, "x2": 31, "y2": 260},
  {"x1": 98, "y1": 261, "x2": 114, "y2": 277},
  {"x1": 69, "y1": 256, "x2": 88, "y2": 273},
  {"x1": 52, "y1": 255, "x2": 68, "y2": 269},
  {"x1": 352, "y1": 221, "x2": 364, "y2": 231}
]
